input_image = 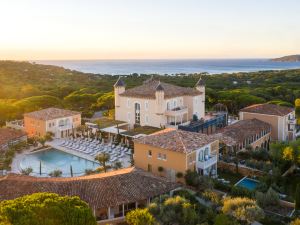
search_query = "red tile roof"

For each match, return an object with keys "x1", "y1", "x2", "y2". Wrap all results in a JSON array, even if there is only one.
[
  {"x1": 214, "y1": 119, "x2": 271, "y2": 144},
  {"x1": 0, "y1": 128, "x2": 26, "y2": 146},
  {"x1": 24, "y1": 108, "x2": 80, "y2": 121},
  {"x1": 0, "y1": 168, "x2": 179, "y2": 209},
  {"x1": 240, "y1": 104, "x2": 294, "y2": 116},
  {"x1": 134, "y1": 128, "x2": 218, "y2": 154}
]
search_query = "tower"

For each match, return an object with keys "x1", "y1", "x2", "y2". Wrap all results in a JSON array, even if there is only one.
[
  {"x1": 114, "y1": 77, "x2": 125, "y2": 108},
  {"x1": 195, "y1": 77, "x2": 206, "y2": 118},
  {"x1": 155, "y1": 81, "x2": 165, "y2": 115}
]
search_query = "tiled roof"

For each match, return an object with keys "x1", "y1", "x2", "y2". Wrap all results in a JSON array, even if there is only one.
[
  {"x1": 120, "y1": 80, "x2": 202, "y2": 99},
  {"x1": 0, "y1": 128, "x2": 26, "y2": 146},
  {"x1": 0, "y1": 168, "x2": 179, "y2": 209},
  {"x1": 24, "y1": 108, "x2": 80, "y2": 121},
  {"x1": 240, "y1": 104, "x2": 294, "y2": 116},
  {"x1": 214, "y1": 119, "x2": 271, "y2": 144},
  {"x1": 134, "y1": 128, "x2": 218, "y2": 154}
]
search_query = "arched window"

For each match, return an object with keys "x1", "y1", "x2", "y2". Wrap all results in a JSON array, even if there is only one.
[
  {"x1": 135, "y1": 103, "x2": 141, "y2": 125},
  {"x1": 198, "y1": 150, "x2": 204, "y2": 161}
]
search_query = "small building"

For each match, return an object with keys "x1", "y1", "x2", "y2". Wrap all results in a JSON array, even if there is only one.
[
  {"x1": 0, "y1": 167, "x2": 179, "y2": 225},
  {"x1": 134, "y1": 128, "x2": 219, "y2": 181},
  {"x1": 114, "y1": 77, "x2": 205, "y2": 129},
  {"x1": 239, "y1": 104, "x2": 295, "y2": 141},
  {"x1": 24, "y1": 108, "x2": 81, "y2": 138},
  {"x1": 0, "y1": 128, "x2": 27, "y2": 151},
  {"x1": 212, "y1": 119, "x2": 271, "y2": 151}
]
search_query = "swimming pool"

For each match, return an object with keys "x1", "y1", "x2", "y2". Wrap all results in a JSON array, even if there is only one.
[
  {"x1": 235, "y1": 177, "x2": 259, "y2": 191},
  {"x1": 20, "y1": 148, "x2": 99, "y2": 177}
]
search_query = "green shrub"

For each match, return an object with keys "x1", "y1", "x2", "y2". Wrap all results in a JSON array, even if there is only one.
[{"x1": 230, "y1": 185, "x2": 253, "y2": 198}]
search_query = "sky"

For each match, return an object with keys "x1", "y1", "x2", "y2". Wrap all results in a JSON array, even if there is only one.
[{"x1": 0, "y1": 0, "x2": 299, "y2": 60}]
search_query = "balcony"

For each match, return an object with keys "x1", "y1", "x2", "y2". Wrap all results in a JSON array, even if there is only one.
[
  {"x1": 197, "y1": 154, "x2": 217, "y2": 169},
  {"x1": 165, "y1": 106, "x2": 188, "y2": 117},
  {"x1": 58, "y1": 124, "x2": 73, "y2": 131}
]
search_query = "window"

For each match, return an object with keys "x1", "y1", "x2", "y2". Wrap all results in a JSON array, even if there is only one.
[
  {"x1": 127, "y1": 99, "x2": 130, "y2": 108},
  {"x1": 147, "y1": 164, "x2": 152, "y2": 172},
  {"x1": 162, "y1": 154, "x2": 167, "y2": 161},
  {"x1": 148, "y1": 150, "x2": 152, "y2": 157},
  {"x1": 173, "y1": 100, "x2": 177, "y2": 108},
  {"x1": 158, "y1": 153, "x2": 162, "y2": 159},
  {"x1": 167, "y1": 102, "x2": 170, "y2": 110},
  {"x1": 49, "y1": 123, "x2": 51, "y2": 128},
  {"x1": 145, "y1": 101, "x2": 149, "y2": 110},
  {"x1": 135, "y1": 103, "x2": 141, "y2": 125}
]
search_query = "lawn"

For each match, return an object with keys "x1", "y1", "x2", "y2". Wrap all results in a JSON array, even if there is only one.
[
  {"x1": 121, "y1": 126, "x2": 162, "y2": 136},
  {"x1": 94, "y1": 117, "x2": 125, "y2": 129},
  {"x1": 217, "y1": 169, "x2": 244, "y2": 185}
]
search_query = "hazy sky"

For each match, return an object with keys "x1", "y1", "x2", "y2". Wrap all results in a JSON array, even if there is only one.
[{"x1": 0, "y1": 0, "x2": 299, "y2": 60}]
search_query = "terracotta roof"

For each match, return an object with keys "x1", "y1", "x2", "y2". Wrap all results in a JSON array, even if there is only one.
[
  {"x1": 0, "y1": 128, "x2": 27, "y2": 146},
  {"x1": 240, "y1": 104, "x2": 294, "y2": 116},
  {"x1": 120, "y1": 80, "x2": 202, "y2": 99},
  {"x1": 0, "y1": 168, "x2": 179, "y2": 209},
  {"x1": 134, "y1": 128, "x2": 218, "y2": 154},
  {"x1": 214, "y1": 119, "x2": 271, "y2": 144},
  {"x1": 24, "y1": 108, "x2": 80, "y2": 121}
]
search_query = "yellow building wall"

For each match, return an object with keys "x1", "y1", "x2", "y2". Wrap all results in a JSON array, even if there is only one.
[{"x1": 134, "y1": 142, "x2": 188, "y2": 178}]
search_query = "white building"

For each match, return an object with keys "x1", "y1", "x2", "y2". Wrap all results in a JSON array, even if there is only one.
[{"x1": 114, "y1": 77, "x2": 205, "y2": 128}]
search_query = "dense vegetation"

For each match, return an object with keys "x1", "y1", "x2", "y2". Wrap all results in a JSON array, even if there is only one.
[
  {"x1": 0, "y1": 192, "x2": 96, "y2": 225},
  {"x1": 0, "y1": 60, "x2": 300, "y2": 125}
]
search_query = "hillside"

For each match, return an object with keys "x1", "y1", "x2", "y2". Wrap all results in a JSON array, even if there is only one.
[
  {"x1": 0, "y1": 60, "x2": 300, "y2": 125},
  {"x1": 271, "y1": 55, "x2": 300, "y2": 62}
]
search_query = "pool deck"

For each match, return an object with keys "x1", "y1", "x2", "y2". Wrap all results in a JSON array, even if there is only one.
[
  {"x1": 48, "y1": 139, "x2": 131, "y2": 168},
  {"x1": 11, "y1": 139, "x2": 131, "y2": 175}
]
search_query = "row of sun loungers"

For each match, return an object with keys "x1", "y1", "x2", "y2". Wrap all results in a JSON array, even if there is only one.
[{"x1": 59, "y1": 138, "x2": 131, "y2": 163}]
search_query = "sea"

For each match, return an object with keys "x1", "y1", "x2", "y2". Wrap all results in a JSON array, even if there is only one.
[{"x1": 34, "y1": 59, "x2": 300, "y2": 75}]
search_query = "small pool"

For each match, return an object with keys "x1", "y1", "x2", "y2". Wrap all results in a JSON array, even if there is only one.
[
  {"x1": 20, "y1": 148, "x2": 99, "y2": 177},
  {"x1": 235, "y1": 177, "x2": 259, "y2": 191}
]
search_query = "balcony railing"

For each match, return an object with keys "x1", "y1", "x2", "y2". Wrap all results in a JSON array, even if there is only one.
[
  {"x1": 58, "y1": 124, "x2": 73, "y2": 131},
  {"x1": 197, "y1": 154, "x2": 217, "y2": 169},
  {"x1": 165, "y1": 106, "x2": 188, "y2": 117}
]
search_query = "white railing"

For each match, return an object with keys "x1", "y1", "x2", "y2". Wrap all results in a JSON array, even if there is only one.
[
  {"x1": 165, "y1": 106, "x2": 188, "y2": 117},
  {"x1": 197, "y1": 154, "x2": 217, "y2": 169}
]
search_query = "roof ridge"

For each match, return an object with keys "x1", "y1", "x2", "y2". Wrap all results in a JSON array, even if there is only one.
[{"x1": 176, "y1": 130, "x2": 187, "y2": 153}]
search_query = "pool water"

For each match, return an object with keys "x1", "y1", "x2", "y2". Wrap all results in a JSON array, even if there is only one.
[
  {"x1": 235, "y1": 178, "x2": 259, "y2": 190},
  {"x1": 20, "y1": 148, "x2": 99, "y2": 177}
]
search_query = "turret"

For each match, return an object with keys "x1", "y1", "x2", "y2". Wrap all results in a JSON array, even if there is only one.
[
  {"x1": 195, "y1": 77, "x2": 205, "y2": 94},
  {"x1": 196, "y1": 77, "x2": 206, "y2": 119},
  {"x1": 155, "y1": 82, "x2": 164, "y2": 114},
  {"x1": 114, "y1": 77, "x2": 125, "y2": 107}
]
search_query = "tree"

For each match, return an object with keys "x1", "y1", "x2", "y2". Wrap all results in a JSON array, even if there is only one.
[
  {"x1": 222, "y1": 197, "x2": 264, "y2": 224},
  {"x1": 113, "y1": 161, "x2": 123, "y2": 170},
  {"x1": 44, "y1": 132, "x2": 54, "y2": 141},
  {"x1": 126, "y1": 208, "x2": 156, "y2": 225},
  {"x1": 214, "y1": 214, "x2": 239, "y2": 225},
  {"x1": 49, "y1": 169, "x2": 62, "y2": 177},
  {"x1": 37, "y1": 137, "x2": 46, "y2": 147},
  {"x1": 0, "y1": 193, "x2": 96, "y2": 225},
  {"x1": 148, "y1": 196, "x2": 200, "y2": 225},
  {"x1": 95, "y1": 153, "x2": 110, "y2": 173},
  {"x1": 296, "y1": 183, "x2": 300, "y2": 210},
  {"x1": 291, "y1": 218, "x2": 300, "y2": 225},
  {"x1": 21, "y1": 167, "x2": 33, "y2": 176}
]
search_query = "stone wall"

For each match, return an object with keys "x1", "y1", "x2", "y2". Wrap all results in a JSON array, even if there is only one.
[{"x1": 218, "y1": 161, "x2": 265, "y2": 177}]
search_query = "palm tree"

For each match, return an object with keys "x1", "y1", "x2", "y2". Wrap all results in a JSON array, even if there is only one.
[{"x1": 95, "y1": 153, "x2": 110, "y2": 173}]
